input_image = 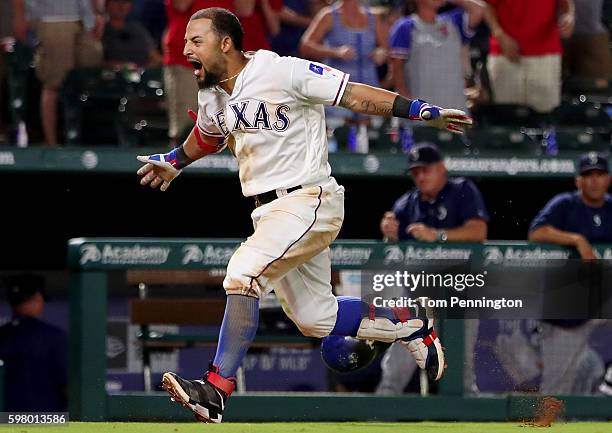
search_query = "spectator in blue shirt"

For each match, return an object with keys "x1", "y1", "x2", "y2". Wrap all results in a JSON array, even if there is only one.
[
  {"x1": 300, "y1": 0, "x2": 388, "y2": 127},
  {"x1": 377, "y1": 143, "x2": 488, "y2": 395},
  {"x1": 271, "y1": 0, "x2": 313, "y2": 57},
  {"x1": 529, "y1": 152, "x2": 612, "y2": 260},
  {"x1": 0, "y1": 274, "x2": 67, "y2": 411},
  {"x1": 380, "y1": 143, "x2": 489, "y2": 243}
]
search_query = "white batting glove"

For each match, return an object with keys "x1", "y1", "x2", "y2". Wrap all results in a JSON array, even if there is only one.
[{"x1": 136, "y1": 153, "x2": 182, "y2": 192}]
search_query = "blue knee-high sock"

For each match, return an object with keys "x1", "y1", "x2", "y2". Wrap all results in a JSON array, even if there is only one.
[
  {"x1": 331, "y1": 296, "x2": 404, "y2": 337},
  {"x1": 213, "y1": 295, "x2": 259, "y2": 378}
]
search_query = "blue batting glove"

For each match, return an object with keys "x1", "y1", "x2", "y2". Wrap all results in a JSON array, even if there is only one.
[
  {"x1": 136, "y1": 151, "x2": 182, "y2": 191},
  {"x1": 408, "y1": 99, "x2": 441, "y2": 121}
]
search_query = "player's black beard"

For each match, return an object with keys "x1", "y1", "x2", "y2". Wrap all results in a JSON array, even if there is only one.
[{"x1": 198, "y1": 68, "x2": 221, "y2": 89}]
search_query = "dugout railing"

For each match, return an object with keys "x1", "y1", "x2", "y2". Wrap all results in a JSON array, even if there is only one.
[{"x1": 67, "y1": 238, "x2": 612, "y2": 422}]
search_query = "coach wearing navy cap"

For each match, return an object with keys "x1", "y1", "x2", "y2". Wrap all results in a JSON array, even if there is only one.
[
  {"x1": 529, "y1": 152, "x2": 612, "y2": 259},
  {"x1": 380, "y1": 143, "x2": 489, "y2": 243},
  {"x1": 377, "y1": 143, "x2": 489, "y2": 395}
]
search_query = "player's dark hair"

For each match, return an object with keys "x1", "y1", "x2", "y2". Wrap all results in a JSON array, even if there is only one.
[{"x1": 190, "y1": 7, "x2": 244, "y2": 51}]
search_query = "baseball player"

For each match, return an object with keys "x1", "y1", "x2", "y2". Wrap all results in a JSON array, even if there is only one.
[
  {"x1": 528, "y1": 152, "x2": 611, "y2": 394},
  {"x1": 136, "y1": 7, "x2": 471, "y2": 423}
]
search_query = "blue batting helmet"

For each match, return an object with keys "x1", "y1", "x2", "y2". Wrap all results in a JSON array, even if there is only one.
[{"x1": 320, "y1": 336, "x2": 381, "y2": 373}]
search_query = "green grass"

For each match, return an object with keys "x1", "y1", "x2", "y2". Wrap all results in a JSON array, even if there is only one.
[{"x1": 2, "y1": 422, "x2": 612, "y2": 433}]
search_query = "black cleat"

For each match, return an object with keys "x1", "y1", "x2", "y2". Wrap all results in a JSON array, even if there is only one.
[{"x1": 162, "y1": 366, "x2": 235, "y2": 423}]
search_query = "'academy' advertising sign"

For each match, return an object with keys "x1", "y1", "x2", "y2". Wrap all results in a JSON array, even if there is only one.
[
  {"x1": 384, "y1": 245, "x2": 472, "y2": 265},
  {"x1": 182, "y1": 244, "x2": 238, "y2": 266},
  {"x1": 79, "y1": 244, "x2": 171, "y2": 266},
  {"x1": 330, "y1": 245, "x2": 373, "y2": 266},
  {"x1": 482, "y1": 246, "x2": 570, "y2": 267}
]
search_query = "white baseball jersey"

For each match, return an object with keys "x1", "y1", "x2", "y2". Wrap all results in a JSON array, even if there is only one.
[{"x1": 197, "y1": 50, "x2": 350, "y2": 197}]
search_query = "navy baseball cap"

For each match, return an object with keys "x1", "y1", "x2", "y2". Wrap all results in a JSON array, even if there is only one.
[
  {"x1": 3, "y1": 274, "x2": 45, "y2": 307},
  {"x1": 578, "y1": 152, "x2": 609, "y2": 175},
  {"x1": 407, "y1": 143, "x2": 443, "y2": 169}
]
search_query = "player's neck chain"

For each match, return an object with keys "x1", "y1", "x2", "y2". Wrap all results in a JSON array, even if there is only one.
[
  {"x1": 219, "y1": 70, "x2": 242, "y2": 84},
  {"x1": 219, "y1": 57, "x2": 251, "y2": 84}
]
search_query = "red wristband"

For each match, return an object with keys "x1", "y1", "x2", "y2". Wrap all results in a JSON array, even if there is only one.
[
  {"x1": 193, "y1": 125, "x2": 223, "y2": 154},
  {"x1": 188, "y1": 109, "x2": 223, "y2": 154}
]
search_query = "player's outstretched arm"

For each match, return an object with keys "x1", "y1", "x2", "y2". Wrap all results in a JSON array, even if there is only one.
[
  {"x1": 137, "y1": 127, "x2": 223, "y2": 191},
  {"x1": 338, "y1": 82, "x2": 472, "y2": 134}
]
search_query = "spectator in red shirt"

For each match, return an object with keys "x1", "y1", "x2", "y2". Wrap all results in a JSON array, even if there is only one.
[
  {"x1": 163, "y1": 1, "x2": 247, "y2": 146},
  {"x1": 239, "y1": 0, "x2": 283, "y2": 52},
  {"x1": 484, "y1": 0, "x2": 575, "y2": 113}
]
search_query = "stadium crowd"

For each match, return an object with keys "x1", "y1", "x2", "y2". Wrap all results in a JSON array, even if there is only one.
[{"x1": 0, "y1": 0, "x2": 609, "y2": 147}]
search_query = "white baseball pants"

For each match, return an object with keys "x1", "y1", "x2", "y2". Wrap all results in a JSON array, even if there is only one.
[{"x1": 223, "y1": 177, "x2": 345, "y2": 337}]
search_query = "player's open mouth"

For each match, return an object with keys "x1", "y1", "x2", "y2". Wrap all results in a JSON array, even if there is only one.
[{"x1": 188, "y1": 59, "x2": 203, "y2": 78}]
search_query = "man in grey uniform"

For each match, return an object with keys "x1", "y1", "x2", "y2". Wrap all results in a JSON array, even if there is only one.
[{"x1": 389, "y1": 0, "x2": 485, "y2": 110}]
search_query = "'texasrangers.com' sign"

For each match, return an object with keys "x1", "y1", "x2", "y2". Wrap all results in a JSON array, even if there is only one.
[
  {"x1": 80, "y1": 244, "x2": 171, "y2": 265},
  {"x1": 445, "y1": 157, "x2": 575, "y2": 175}
]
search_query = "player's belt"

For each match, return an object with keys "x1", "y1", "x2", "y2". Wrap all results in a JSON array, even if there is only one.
[{"x1": 254, "y1": 185, "x2": 302, "y2": 207}]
